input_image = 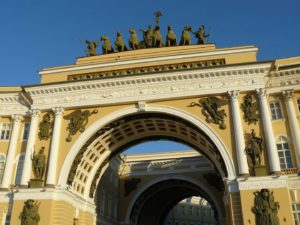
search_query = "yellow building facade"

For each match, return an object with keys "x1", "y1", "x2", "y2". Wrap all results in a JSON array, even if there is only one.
[{"x1": 0, "y1": 43, "x2": 300, "y2": 225}]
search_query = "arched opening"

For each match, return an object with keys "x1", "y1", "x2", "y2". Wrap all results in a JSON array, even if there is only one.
[
  {"x1": 129, "y1": 179, "x2": 223, "y2": 225},
  {"x1": 61, "y1": 109, "x2": 234, "y2": 225}
]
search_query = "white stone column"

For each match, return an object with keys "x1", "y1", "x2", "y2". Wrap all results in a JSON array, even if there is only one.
[
  {"x1": 0, "y1": 115, "x2": 23, "y2": 189},
  {"x1": 46, "y1": 107, "x2": 64, "y2": 187},
  {"x1": 282, "y1": 89, "x2": 300, "y2": 172},
  {"x1": 228, "y1": 90, "x2": 249, "y2": 176},
  {"x1": 256, "y1": 88, "x2": 281, "y2": 174},
  {"x1": 20, "y1": 110, "x2": 40, "y2": 187}
]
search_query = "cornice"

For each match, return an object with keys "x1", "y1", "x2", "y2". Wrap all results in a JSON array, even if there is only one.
[
  {"x1": 24, "y1": 63, "x2": 271, "y2": 110},
  {"x1": 0, "y1": 92, "x2": 29, "y2": 116},
  {"x1": 267, "y1": 67, "x2": 300, "y2": 93}
]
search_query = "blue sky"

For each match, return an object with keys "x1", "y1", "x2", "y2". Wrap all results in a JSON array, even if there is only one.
[{"x1": 0, "y1": 0, "x2": 299, "y2": 87}]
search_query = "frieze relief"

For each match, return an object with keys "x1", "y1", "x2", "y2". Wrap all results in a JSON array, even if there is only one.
[{"x1": 25, "y1": 67, "x2": 267, "y2": 109}]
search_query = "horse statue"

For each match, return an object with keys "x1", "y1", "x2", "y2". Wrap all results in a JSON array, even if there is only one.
[
  {"x1": 128, "y1": 28, "x2": 139, "y2": 50},
  {"x1": 114, "y1": 31, "x2": 127, "y2": 52},
  {"x1": 140, "y1": 25, "x2": 153, "y2": 48},
  {"x1": 100, "y1": 35, "x2": 114, "y2": 54},
  {"x1": 180, "y1": 26, "x2": 192, "y2": 45},
  {"x1": 166, "y1": 25, "x2": 177, "y2": 46},
  {"x1": 152, "y1": 25, "x2": 163, "y2": 47},
  {"x1": 85, "y1": 40, "x2": 99, "y2": 56}
]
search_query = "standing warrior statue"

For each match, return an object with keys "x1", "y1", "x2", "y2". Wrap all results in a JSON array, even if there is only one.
[
  {"x1": 193, "y1": 25, "x2": 209, "y2": 44},
  {"x1": 32, "y1": 147, "x2": 46, "y2": 180},
  {"x1": 129, "y1": 28, "x2": 140, "y2": 50},
  {"x1": 245, "y1": 129, "x2": 263, "y2": 167}
]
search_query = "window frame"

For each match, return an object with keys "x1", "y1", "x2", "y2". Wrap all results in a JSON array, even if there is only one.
[
  {"x1": 0, "y1": 123, "x2": 12, "y2": 140},
  {"x1": 276, "y1": 136, "x2": 293, "y2": 170},
  {"x1": 269, "y1": 101, "x2": 284, "y2": 120},
  {"x1": 22, "y1": 122, "x2": 30, "y2": 141}
]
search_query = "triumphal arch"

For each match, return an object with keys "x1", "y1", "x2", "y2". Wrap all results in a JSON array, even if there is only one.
[{"x1": 0, "y1": 22, "x2": 300, "y2": 225}]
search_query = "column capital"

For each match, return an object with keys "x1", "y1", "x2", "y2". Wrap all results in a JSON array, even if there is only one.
[
  {"x1": 52, "y1": 107, "x2": 64, "y2": 116},
  {"x1": 255, "y1": 88, "x2": 268, "y2": 98},
  {"x1": 282, "y1": 89, "x2": 294, "y2": 101},
  {"x1": 29, "y1": 109, "x2": 41, "y2": 118},
  {"x1": 228, "y1": 90, "x2": 240, "y2": 100},
  {"x1": 11, "y1": 114, "x2": 23, "y2": 123}
]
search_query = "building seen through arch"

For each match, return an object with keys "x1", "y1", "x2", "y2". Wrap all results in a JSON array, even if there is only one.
[{"x1": 0, "y1": 41, "x2": 299, "y2": 225}]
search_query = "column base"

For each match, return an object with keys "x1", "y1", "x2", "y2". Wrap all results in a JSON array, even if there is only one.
[
  {"x1": 29, "y1": 179, "x2": 44, "y2": 188},
  {"x1": 239, "y1": 173, "x2": 250, "y2": 177},
  {"x1": 270, "y1": 171, "x2": 282, "y2": 176},
  {"x1": 254, "y1": 166, "x2": 267, "y2": 176},
  {"x1": 45, "y1": 184, "x2": 56, "y2": 188}
]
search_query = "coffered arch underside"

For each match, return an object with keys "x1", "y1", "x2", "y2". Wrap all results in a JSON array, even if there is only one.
[{"x1": 62, "y1": 106, "x2": 236, "y2": 199}]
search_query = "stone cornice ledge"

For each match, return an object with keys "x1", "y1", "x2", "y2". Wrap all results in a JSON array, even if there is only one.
[
  {"x1": 0, "y1": 188, "x2": 96, "y2": 213},
  {"x1": 0, "y1": 92, "x2": 29, "y2": 116},
  {"x1": 26, "y1": 64, "x2": 271, "y2": 110}
]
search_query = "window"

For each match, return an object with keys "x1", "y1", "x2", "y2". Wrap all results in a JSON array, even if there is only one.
[
  {"x1": 0, "y1": 155, "x2": 5, "y2": 182},
  {"x1": 14, "y1": 154, "x2": 25, "y2": 185},
  {"x1": 269, "y1": 101, "x2": 283, "y2": 120},
  {"x1": 22, "y1": 123, "x2": 30, "y2": 140},
  {"x1": 0, "y1": 123, "x2": 12, "y2": 140},
  {"x1": 292, "y1": 203, "x2": 300, "y2": 225},
  {"x1": 276, "y1": 136, "x2": 293, "y2": 169}
]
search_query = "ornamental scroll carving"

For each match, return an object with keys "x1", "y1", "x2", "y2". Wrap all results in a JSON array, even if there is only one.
[
  {"x1": 19, "y1": 200, "x2": 41, "y2": 225},
  {"x1": 252, "y1": 189, "x2": 280, "y2": 225},
  {"x1": 241, "y1": 94, "x2": 259, "y2": 124},
  {"x1": 64, "y1": 109, "x2": 98, "y2": 142},
  {"x1": 190, "y1": 96, "x2": 228, "y2": 129}
]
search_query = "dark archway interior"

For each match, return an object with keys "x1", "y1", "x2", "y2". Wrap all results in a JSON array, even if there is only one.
[{"x1": 130, "y1": 179, "x2": 220, "y2": 225}]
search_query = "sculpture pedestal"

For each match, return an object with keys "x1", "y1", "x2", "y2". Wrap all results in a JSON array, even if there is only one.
[
  {"x1": 254, "y1": 165, "x2": 267, "y2": 176},
  {"x1": 29, "y1": 179, "x2": 44, "y2": 188}
]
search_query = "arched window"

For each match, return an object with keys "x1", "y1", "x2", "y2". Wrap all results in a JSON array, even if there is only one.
[
  {"x1": 14, "y1": 154, "x2": 25, "y2": 185},
  {"x1": 0, "y1": 155, "x2": 5, "y2": 183},
  {"x1": 276, "y1": 136, "x2": 293, "y2": 169}
]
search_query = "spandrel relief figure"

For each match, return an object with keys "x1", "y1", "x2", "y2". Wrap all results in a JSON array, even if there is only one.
[
  {"x1": 64, "y1": 109, "x2": 98, "y2": 142},
  {"x1": 38, "y1": 113, "x2": 53, "y2": 140},
  {"x1": 190, "y1": 96, "x2": 227, "y2": 129},
  {"x1": 252, "y1": 189, "x2": 280, "y2": 225},
  {"x1": 19, "y1": 199, "x2": 40, "y2": 225},
  {"x1": 32, "y1": 147, "x2": 46, "y2": 180},
  {"x1": 245, "y1": 129, "x2": 263, "y2": 167},
  {"x1": 241, "y1": 94, "x2": 259, "y2": 124}
]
